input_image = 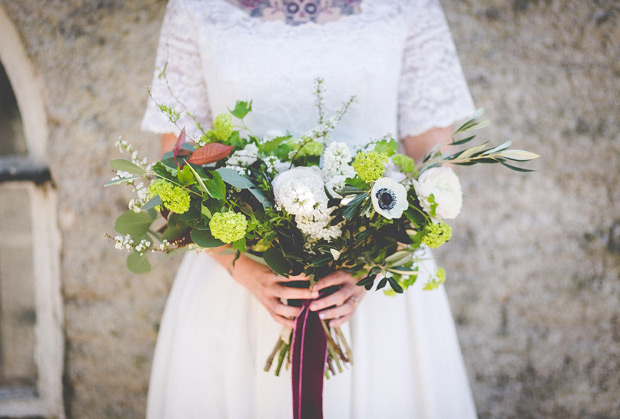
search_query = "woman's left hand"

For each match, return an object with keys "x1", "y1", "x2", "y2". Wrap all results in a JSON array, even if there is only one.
[{"x1": 309, "y1": 271, "x2": 366, "y2": 327}]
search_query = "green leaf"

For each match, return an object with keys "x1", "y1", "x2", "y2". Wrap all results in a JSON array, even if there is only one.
[
  {"x1": 190, "y1": 229, "x2": 225, "y2": 248},
  {"x1": 374, "y1": 138, "x2": 398, "y2": 157},
  {"x1": 187, "y1": 164, "x2": 209, "y2": 194},
  {"x1": 482, "y1": 141, "x2": 512, "y2": 155},
  {"x1": 177, "y1": 164, "x2": 195, "y2": 186},
  {"x1": 110, "y1": 159, "x2": 147, "y2": 175},
  {"x1": 263, "y1": 247, "x2": 290, "y2": 277},
  {"x1": 456, "y1": 141, "x2": 489, "y2": 160},
  {"x1": 204, "y1": 171, "x2": 227, "y2": 200},
  {"x1": 114, "y1": 210, "x2": 154, "y2": 237},
  {"x1": 499, "y1": 161, "x2": 536, "y2": 172},
  {"x1": 162, "y1": 217, "x2": 189, "y2": 242},
  {"x1": 496, "y1": 149, "x2": 540, "y2": 161},
  {"x1": 449, "y1": 135, "x2": 476, "y2": 146},
  {"x1": 356, "y1": 274, "x2": 376, "y2": 290},
  {"x1": 141, "y1": 195, "x2": 161, "y2": 211},
  {"x1": 232, "y1": 237, "x2": 246, "y2": 253},
  {"x1": 216, "y1": 168, "x2": 255, "y2": 189},
  {"x1": 127, "y1": 252, "x2": 151, "y2": 273},
  {"x1": 260, "y1": 135, "x2": 291, "y2": 154},
  {"x1": 344, "y1": 177, "x2": 369, "y2": 190},
  {"x1": 387, "y1": 277, "x2": 404, "y2": 293},
  {"x1": 338, "y1": 185, "x2": 367, "y2": 196},
  {"x1": 103, "y1": 175, "x2": 141, "y2": 187},
  {"x1": 230, "y1": 100, "x2": 252, "y2": 119},
  {"x1": 376, "y1": 276, "x2": 389, "y2": 290}
]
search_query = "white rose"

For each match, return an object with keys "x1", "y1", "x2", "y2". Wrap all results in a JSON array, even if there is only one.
[
  {"x1": 272, "y1": 166, "x2": 328, "y2": 217},
  {"x1": 413, "y1": 167, "x2": 462, "y2": 220}
]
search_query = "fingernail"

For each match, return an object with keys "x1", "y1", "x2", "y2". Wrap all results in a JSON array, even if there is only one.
[
  {"x1": 319, "y1": 312, "x2": 325, "y2": 319},
  {"x1": 310, "y1": 305, "x2": 317, "y2": 311}
]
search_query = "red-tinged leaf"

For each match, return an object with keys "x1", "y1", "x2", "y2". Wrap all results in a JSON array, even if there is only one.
[
  {"x1": 187, "y1": 143, "x2": 234, "y2": 165},
  {"x1": 173, "y1": 128, "x2": 187, "y2": 167}
]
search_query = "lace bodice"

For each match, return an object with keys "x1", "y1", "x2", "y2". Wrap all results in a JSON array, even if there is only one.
[{"x1": 142, "y1": 0, "x2": 474, "y2": 146}]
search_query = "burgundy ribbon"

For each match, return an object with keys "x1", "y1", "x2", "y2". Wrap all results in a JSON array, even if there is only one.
[{"x1": 291, "y1": 299, "x2": 328, "y2": 419}]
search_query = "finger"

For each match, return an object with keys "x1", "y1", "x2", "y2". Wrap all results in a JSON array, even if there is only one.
[
  {"x1": 317, "y1": 298, "x2": 356, "y2": 320},
  {"x1": 314, "y1": 272, "x2": 352, "y2": 291},
  {"x1": 271, "y1": 313, "x2": 296, "y2": 328},
  {"x1": 273, "y1": 285, "x2": 319, "y2": 300},
  {"x1": 329, "y1": 313, "x2": 353, "y2": 328},
  {"x1": 309, "y1": 286, "x2": 354, "y2": 311},
  {"x1": 270, "y1": 300, "x2": 302, "y2": 318},
  {"x1": 285, "y1": 273, "x2": 310, "y2": 281}
]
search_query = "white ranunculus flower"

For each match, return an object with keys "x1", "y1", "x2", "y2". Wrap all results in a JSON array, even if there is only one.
[
  {"x1": 272, "y1": 166, "x2": 328, "y2": 218},
  {"x1": 371, "y1": 177, "x2": 409, "y2": 219},
  {"x1": 413, "y1": 167, "x2": 462, "y2": 220}
]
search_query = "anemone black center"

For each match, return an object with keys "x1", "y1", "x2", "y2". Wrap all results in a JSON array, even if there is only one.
[{"x1": 376, "y1": 188, "x2": 396, "y2": 210}]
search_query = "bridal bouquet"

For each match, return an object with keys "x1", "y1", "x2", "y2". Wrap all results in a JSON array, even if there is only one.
[{"x1": 107, "y1": 80, "x2": 538, "y2": 386}]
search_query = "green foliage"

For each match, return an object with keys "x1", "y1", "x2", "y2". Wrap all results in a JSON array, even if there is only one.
[
  {"x1": 110, "y1": 159, "x2": 146, "y2": 176},
  {"x1": 373, "y1": 138, "x2": 398, "y2": 157},
  {"x1": 230, "y1": 100, "x2": 253, "y2": 119},
  {"x1": 115, "y1": 210, "x2": 154, "y2": 238},
  {"x1": 127, "y1": 252, "x2": 151, "y2": 273}
]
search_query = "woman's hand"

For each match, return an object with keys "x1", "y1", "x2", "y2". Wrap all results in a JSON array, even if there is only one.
[
  {"x1": 310, "y1": 271, "x2": 366, "y2": 328},
  {"x1": 211, "y1": 250, "x2": 319, "y2": 328}
]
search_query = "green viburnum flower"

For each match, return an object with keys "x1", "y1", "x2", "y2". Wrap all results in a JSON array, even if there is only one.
[
  {"x1": 213, "y1": 113, "x2": 234, "y2": 141},
  {"x1": 423, "y1": 268, "x2": 446, "y2": 291},
  {"x1": 297, "y1": 140, "x2": 323, "y2": 157},
  {"x1": 149, "y1": 179, "x2": 190, "y2": 214},
  {"x1": 421, "y1": 222, "x2": 452, "y2": 248},
  {"x1": 352, "y1": 151, "x2": 389, "y2": 182},
  {"x1": 392, "y1": 153, "x2": 415, "y2": 173},
  {"x1": 209, "y1": 211, "x2": 248, "y2": 244}
]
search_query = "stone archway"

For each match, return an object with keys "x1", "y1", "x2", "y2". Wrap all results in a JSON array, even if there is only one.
[{"x1": 0, "y1": 5, "x2": 64, "y2": 419}]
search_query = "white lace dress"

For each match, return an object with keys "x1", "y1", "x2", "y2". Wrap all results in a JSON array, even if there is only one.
[{"x1": 142, "y1": 0, "x2": 477, "y2": 418}]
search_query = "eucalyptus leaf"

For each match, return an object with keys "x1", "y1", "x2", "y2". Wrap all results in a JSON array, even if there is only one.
[
  {"x1": 127, "y1": 252, "x2": 151, "y2": 274},
  {"x1": 103, "y1": 175, "x2": 141, "y2": 187},
  {"x1": 216, "y1": 168, "x2": 256, "y2": 189},
  {"x1": 115, "y1": 210, "x2": 154, "y2": 237},
  {"x1": 141, "y1": 195, "x2": 161, "y2": 211},
  {"x1": 110, "y1": 159, "x2": 147, "y2": 175},
  {"x1": 190, "y1": 229, "x2": 225, "y2": 248}
]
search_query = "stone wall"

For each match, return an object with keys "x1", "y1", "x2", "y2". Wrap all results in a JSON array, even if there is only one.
[{"x1": 0, "y1": 0, "x2": 617, "y2": 417}]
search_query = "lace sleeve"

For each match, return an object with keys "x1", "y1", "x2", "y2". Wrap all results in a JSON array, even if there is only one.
[
  {"x1": 141, "y1": 0, "x2": 212, "y2": 138},
  {"x1": 398, "y1": 0, "x2": 475, "y2": 138}
]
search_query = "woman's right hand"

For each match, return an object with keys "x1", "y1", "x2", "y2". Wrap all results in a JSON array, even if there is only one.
[{"x1": 211, "y1": 251, "x2": 319, "y2": 328}]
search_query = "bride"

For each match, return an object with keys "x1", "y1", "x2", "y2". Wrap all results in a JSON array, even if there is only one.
[{"x1": 141, "y1": 0, "x2": 478, "y2": 417}]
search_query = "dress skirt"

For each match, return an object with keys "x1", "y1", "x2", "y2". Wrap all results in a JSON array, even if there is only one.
[{"x1": 146, "y1": 250, "x2": 477, "y2": 419}]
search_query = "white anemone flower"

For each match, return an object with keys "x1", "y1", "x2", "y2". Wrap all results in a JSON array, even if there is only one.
[{"x1": 371, "y1": 177, "x2": 408, "y2": 219}]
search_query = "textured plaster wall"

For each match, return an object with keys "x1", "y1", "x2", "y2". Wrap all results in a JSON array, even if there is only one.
[{"x1": 0, "y1": 0, "x2": 618, "y2": 417}]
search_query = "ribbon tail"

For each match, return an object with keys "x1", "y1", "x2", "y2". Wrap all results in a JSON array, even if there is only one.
[{"x1": 291, "y1": 300, "x2": 328, "y2": 419}]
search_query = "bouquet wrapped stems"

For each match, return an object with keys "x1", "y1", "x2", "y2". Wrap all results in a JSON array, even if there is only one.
[{"x1": 263, "y1": 287, "x2": 354, "y2": 379}]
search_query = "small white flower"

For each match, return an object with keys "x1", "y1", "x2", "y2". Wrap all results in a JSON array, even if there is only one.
[
  {"x1": 227, "y1": 143, "x2": 259, "y2": 167},
  {"x1": 371, "y1": 177, "x2": 408, "y2": 219},
  {"x1": 413, "y1": 167, "x2": 462, "y2": 220}
]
